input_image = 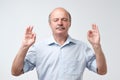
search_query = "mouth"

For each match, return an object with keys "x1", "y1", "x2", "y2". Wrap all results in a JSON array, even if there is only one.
[{"x1": 56, "y1": 26, "x2": 65, "y2": 30}]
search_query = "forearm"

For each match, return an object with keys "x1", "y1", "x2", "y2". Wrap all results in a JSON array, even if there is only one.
[
  {"x1": 11, "y1": 45, "x2": 29, "y2": 76},
  {"x1": 92, "y1": 44, "x2": 107, "y2": 75}
]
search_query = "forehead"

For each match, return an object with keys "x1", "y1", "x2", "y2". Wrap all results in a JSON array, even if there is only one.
[{"x1": 50, "y1": 9, "x2": 69, "y2": 18}]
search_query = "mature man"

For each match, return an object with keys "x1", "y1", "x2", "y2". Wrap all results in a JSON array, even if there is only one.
[{"x1": 11, "y1": 7, "x2": 107, "y2": 80}]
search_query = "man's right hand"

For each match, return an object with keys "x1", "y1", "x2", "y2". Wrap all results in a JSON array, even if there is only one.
[
  {"x1": 22, "y1": 26, "x2": 36, "y2": 48},
  {"x1": 11, "y1": 26, "x2": 36, "y2": 76}
]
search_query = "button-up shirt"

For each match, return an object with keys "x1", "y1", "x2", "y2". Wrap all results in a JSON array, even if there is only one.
[{"x1": 23, "y1": 35, "x2": 97, "y2": 80}]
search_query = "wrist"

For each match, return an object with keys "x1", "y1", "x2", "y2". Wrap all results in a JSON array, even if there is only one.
[
  {"x1": 92, "y1": 43, "x2": 101, "y2": 49},
  {"x1": 20, "y1": 44, "x2": 30, "y2": 50}
]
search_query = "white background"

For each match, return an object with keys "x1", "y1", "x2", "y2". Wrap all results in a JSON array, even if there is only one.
[{"x1": 0, "y1": 0, "x2": 120, "y2": 80}]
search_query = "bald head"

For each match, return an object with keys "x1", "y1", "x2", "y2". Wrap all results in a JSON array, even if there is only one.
[{"x1": 48, "y1": 7, "x2": 71, "y2": 23}]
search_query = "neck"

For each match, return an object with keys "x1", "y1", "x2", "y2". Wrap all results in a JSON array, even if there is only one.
[{"x1": 53, "y1": 33, "x2": 68, "y2": 45}]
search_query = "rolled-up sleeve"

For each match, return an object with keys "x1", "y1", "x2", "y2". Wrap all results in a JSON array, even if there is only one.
[
  {"x1": 85, "y1": 45, "x2": 97, "y2": 73},
  {"x1": 23, "y1": 45, "x2": 37, "y2": 73}
]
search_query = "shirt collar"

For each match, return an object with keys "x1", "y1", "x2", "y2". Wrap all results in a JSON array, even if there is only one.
[{"x1": 47, "y1": 35, "x2": 76, "y2": 46}]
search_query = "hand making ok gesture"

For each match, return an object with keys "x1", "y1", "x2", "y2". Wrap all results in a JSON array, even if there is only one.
[
  {"x1": 22, "y1": 26, "x2": 36, "y2": 48},
  {"x1": 87, "y1": 24, "x2": 100, "y2": 47}
]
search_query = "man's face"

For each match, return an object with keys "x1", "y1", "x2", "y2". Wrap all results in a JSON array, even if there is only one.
[{"x1": 49, "y1": 9, "x2": 71, "y2": 35}]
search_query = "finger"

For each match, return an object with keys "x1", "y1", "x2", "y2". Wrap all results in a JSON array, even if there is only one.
[
  {"x1": 32, "y1": 32, "x2": 36, "y2": 41},
  {"x1": 25, "y1": 26, "x2": 30, "y2": 34},
  {"x1": 25, "y1": 26, "x2": 33, "y2": 34},
  {"x1": 29, "y1": 26, "x2": 33, "y2": 32},
  {"x1": 92, "y1": 24, "x2": 100, "y2": 33},
  {"x1": 92, "y1": 24, "x2": 97, "y2": 30},
  {"x1": 87, "y1": 30, "x2": 93, "y2": 37}
]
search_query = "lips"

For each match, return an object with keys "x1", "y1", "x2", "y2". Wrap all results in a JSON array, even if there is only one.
[{"x1": 56, "y1": 26, "x2": 65, "y2": 30}]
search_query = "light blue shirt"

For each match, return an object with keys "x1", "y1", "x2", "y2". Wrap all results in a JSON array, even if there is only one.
[{"x1": 23, "y1": 35, "x2": 97, "y2": 80}]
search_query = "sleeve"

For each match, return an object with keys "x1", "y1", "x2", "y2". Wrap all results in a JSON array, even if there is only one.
[
  {"x1": 23, "y1": 45, "x2": 37, "y2": 73},
  {"x1": 85, "y1": 44, "x2": 97, "y2": 73}
]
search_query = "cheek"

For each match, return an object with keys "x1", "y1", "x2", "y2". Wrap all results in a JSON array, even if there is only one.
[
  {"x1": 50, "y1": 25, "x2": 56, "y2": 31},
  {"x1": 65, "y1": 22, "x2": 71, "y2": 27},
  {"x1": 50, "y1": 22, "x2": 57, "y2": 27},
  {"x1": 65, "y1": 23, "x2": 71, "y2": 29}
]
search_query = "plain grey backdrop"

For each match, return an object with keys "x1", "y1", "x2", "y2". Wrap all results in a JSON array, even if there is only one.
[{"x1": 0, "y1": 0, "x2": 120, "y2": 80}]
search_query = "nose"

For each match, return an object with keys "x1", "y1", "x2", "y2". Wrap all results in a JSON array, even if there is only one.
[{"x1": 57, "y1": 20, "x2": 63, "y2": 26}]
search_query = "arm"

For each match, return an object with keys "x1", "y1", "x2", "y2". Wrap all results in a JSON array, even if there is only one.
[
  {"x1": 87, "y1": 24, "x2": 107, "y2": 75},
  {"x1": 11, "y1": 26, "x2": 36, "y2": 76}
]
